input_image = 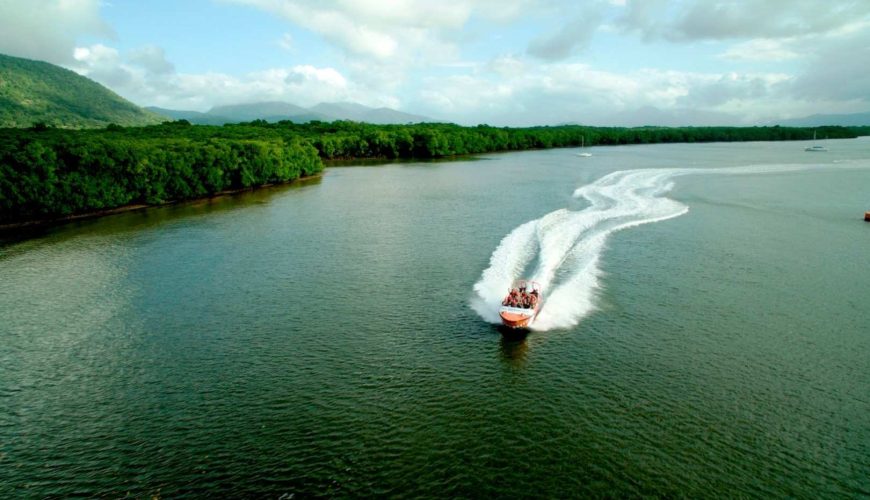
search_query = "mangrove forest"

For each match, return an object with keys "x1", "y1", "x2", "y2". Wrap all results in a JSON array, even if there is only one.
[{"x1": 0, "y1": 120, "x2": 865, "y2": 225}]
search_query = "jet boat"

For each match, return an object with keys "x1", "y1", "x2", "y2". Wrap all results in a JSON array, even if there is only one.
[{"x1": 499, "y1": 280, "x2": 543, "y2": 329}]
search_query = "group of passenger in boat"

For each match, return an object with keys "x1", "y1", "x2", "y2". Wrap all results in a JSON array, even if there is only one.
[{"x1": 502, "y1": 285, "x2": 539, "y2": 309}]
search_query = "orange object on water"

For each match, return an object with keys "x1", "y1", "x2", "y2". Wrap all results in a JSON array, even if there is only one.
[{"x1": 498, "y1": 280, "x2": 543, "y2": 330}]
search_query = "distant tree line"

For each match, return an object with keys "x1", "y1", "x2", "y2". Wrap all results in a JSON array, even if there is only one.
[
  {"x1": 0, "y1": 120, "x2": 863, "y2": 224},
  {"x1": 291, "y1": 121, "x2": 859, "y2": 160}
]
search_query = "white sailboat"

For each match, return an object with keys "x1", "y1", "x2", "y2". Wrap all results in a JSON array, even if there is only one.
[
  {"x1": 805, "y1": 131, "x2": 827, "y2": 152},
  {"x1": 576, "y1": 136, "x2": 592, "y2": 157}
]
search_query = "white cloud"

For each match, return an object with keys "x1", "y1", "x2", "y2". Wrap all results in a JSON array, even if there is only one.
[
  {"x1": 412, "y1": 57, "x2": 809, "y2": 126},
  {"x1": 220, "y1": 0, "x2": 537, "y2": 65},
  {"x1": 714, "y1": 16, "x2": 870, "y2": 108},
  {"x1": 527, "y1": 13, "x2": 604, "y2": 61},
  {"x1": 620, "y1": 0, "x2": 870, "y2": 41},
  {"x1": 285, "y1": 65, "x2": 347, "y2": 89},
  {"x1": 719, "y1": 39, "x2": 799, "y2": 61},
  {"x1": 486, "y1": 55, "x2": 526, "y2": 78},
  {"x1": 0, "y1": 0, "x2": 111, "y2": 64},
  {"x1": 676, "y1": 72, "x2": 791, "y2": 108},
  {"x1": 127, "y1": 46, "x2": 175, "y2": 75},
  {"x1": 789, "y1": 25, "x2": 870, "y2": 102},
  {"x1": 70, "y1": 43, "x2": 389, "y2": 111},
  {"x1": 72, "y1": 43, "x2": 133, "y2": 87},
  {"x1": 3, "y1": 0, "x2": 869, "y2": 125}
]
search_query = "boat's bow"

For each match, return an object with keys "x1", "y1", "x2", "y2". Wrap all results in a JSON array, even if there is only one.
[{"x1": 499, "y1": 306, "x2": 537, "y2": 328}]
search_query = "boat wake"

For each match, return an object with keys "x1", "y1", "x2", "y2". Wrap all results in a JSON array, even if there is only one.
[{"x1": 470, "y1": 165, "x2": 813, "y2": 331}]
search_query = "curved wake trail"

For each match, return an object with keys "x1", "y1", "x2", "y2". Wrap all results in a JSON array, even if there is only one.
[{"x1": 471, "y1": 164, "x2": 815, "y2": 331}]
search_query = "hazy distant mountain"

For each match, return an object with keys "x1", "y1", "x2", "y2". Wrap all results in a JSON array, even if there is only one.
[
  {"x1": 149, "y1": 100, "x2": 431, "y2": 125},
  {"x1": 309, "y1": 101, "x2": 374, "y2": 121},
  {"x1": 362, "y1": 107, "x2": 430, "y2": 124},
  {"x1": 772, "y1": 112, "x2": 870, "y2": 127},
  {"x1": 0, "y1": 52, "x2": 163, "y2": 128},
  {"x1": 145, "y1": 106, "x2": 230, "y2": 125},
  {"x1": 209, "y1": 101, "x2": 310, "y2": 122},
  {"x1": 307, "y1": 101, "x2": 430, "y2": 124}
]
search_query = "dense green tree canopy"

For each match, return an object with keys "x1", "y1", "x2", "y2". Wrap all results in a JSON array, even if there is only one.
[
  {"x1": 0, "y1": 53, "x2": 164, "y2": 129},
  {"x1": 0, "y1": 120, "x2": 862, "y2": 225}
]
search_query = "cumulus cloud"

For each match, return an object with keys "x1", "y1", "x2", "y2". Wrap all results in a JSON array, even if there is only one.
[
  {"x1": 527, "y1": 13, "x2": 604, "y2": 61},
  {"x1": 284, "y1": 65, "x2": 347, "y2": 89},
  {"x1": 620, "y1": 0, "x2": 870, "y2": 41},
  {"x1": 789, "y1": 26, "x2": 870, "y2": 102},
  {"x1": 714, "y1": 15, "x2": 870, "y2": 108},
  {"x1": 412, "y1": 57, "x2": 809, "y2": 126},
  {"x1": 220, "y1": 0, "x2": 535, "y2": 65},
  {"x1": 70, "y1": 43, "x2": 386, "y2": 111},
  {"x1": 73, "y1": 44, "x2": 132, "y2": 88},
  {"x1": 0, "y1": 0, "x2": 111, "y2": 64},
  {"x1": 415, "y1": 62, "x2": 617, "y2": 124},
  {"x1": 486, "y1": 55, "x2": 527, "y2": 78},
  {"x1": 616, "y1": 0, "x2": 668, "y2": 42},
  {"x1": 127, "y1": 46, "x2": 175, "y2": 75},
  {"x1": 3, "y1": 0, "x2": 868, "y2": 125},
  {"x1": 719, "y1": 39, "x2": 799, "y2": 61},
  {"x1": 676, "y1": 72, "x2": 788, "y2": 108}
]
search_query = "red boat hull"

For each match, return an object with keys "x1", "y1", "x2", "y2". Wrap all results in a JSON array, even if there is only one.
[{"x1": 499, "y1": 307, "x2": 540, "y2": 329}]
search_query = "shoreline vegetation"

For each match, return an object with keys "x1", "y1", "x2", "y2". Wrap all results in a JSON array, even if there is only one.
[
  {"x1": 0, "y1": 174, "x2": 322, "y2": 231},
  {"x1": 1, "y1": 120, "x2": 867, "y2": 228}
]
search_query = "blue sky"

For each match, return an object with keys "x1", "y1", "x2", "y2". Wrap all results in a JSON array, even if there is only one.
[{"x1": 1, "y1": 0, "x2": 869, "y2": 126}]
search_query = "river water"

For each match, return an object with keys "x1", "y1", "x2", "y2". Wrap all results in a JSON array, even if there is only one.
[{"x1": 2, "y1": 139, "x2": 869, "y2": 497}]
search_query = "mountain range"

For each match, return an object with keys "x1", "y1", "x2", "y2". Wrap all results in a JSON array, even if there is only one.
[
  {"x1": 146, "y1": 101, "x2": 432, "y2": 125},
  {"x1": 1, "y1": 51, "x2": 867, "y2": 130},
  {"x1": 0, "y1": 51, "x2": 430, "y2": 128}
]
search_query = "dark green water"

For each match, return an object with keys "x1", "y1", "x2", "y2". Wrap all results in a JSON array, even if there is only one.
[{"x1": 2, "y1": 139, "x2": 869, "y2": 497}]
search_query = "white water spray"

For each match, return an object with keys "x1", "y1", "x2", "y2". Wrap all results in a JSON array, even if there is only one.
[{"x1": 471, "y1": 164, "x2": 818, "y2": 331}]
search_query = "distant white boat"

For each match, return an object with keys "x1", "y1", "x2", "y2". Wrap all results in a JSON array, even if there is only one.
[
  {"x1": 805, "y1": 131, "x2": 827, "y2": 152},
  {"x1": 576, "y1": 136, "x2": 592, "y2": 157}
]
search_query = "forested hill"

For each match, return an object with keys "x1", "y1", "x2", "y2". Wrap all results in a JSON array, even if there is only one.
[
  {"x1": 0, "y1": 53, "x2": 163, "y2": 128},
  {"x1": 0, "y1": 120, "x2": 862, "y2": 226}
]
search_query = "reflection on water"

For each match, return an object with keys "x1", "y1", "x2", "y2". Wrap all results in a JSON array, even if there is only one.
[
  {"x1": 498, "y1": 329, "x2": 529, "y2": 366},
  {"x1": 326, "y1": 155, "x2": 488, "y2": 168},
  {"x1": 0, "y1": 176, "x2": 323, "y2": 250},
  {"x1": 2, "y1": 141, "x2": 870, "y2": 497}
]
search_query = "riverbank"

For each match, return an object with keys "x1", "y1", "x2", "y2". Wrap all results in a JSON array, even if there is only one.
[
  {"x1": 2, "y1": 120, "x2": 865, "y2": 228},
  {"x1": 0, "y1": 174, "x2": 322, "y2": 233}
]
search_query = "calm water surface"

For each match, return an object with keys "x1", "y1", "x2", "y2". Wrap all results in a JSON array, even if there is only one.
[{"x1": 1, "y1": 139, "x2": 869, "y2": 497}]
